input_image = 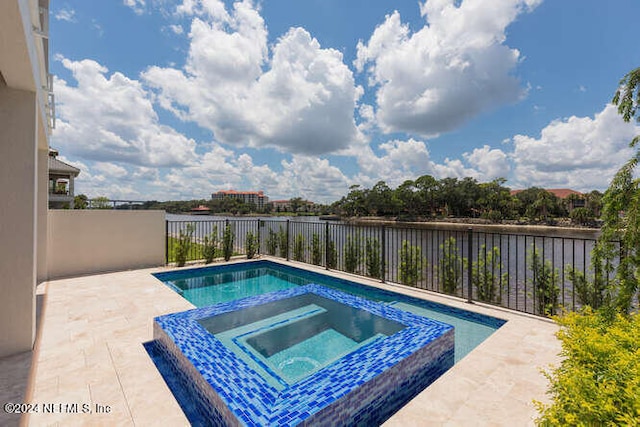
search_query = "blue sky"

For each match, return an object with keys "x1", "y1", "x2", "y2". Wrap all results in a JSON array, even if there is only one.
[{"x1": 50, "y1": 0, "x2": 640, "y2": 203}]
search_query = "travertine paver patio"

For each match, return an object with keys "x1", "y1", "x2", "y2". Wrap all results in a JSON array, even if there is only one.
[{"x1": 1, "y1": 258, "x2": 560, "y2": 426}]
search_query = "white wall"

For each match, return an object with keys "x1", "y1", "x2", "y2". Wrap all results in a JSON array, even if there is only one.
[
  {"x1": 0, "y1": 86, "x2": 38, "y2": 357},
  {"x1": 0, "y1": 0, "x2": 52, "y2": 357},
  {"x1": 47, "y1": 210, "x2": 166, "y2": 280},
  {"x1": 37, "y1": 147, "x2": 48, "y2": 283}
]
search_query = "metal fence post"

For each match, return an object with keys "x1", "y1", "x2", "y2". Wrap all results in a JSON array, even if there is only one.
[
  {"x1": 225, "y1": 219, "x2": 229, "y2": 257},
  {"x1": 325, "y1": 221, "x2": 330, "y2": 270},
  {"x1": 381, "y1": 225, "x2": 386, "y2": 283},
  {"x1": 286, "y1": 219, "x2": 290, "y2": 261},
  {"x1": 256, "y1": 219, "x2": 261, "y2": 256},
  {"x1": 165, "y1": 220, "x2": 169, "y2": 265},
  {"x1": 467, "y1": 227, "x2": 473, "y2": 304}
]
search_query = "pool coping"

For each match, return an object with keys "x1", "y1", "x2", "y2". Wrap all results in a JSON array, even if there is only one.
[{"x1": 17, "y1": 256, "x2": 560, "y2": 426}]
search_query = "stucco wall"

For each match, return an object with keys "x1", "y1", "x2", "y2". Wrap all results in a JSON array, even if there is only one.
[
  {"x1": 0, "y1": 86, "x2": 38, "y2": 357},
  {"x1": 47, "y1": 210, "x2": 165, "y2": 279}
]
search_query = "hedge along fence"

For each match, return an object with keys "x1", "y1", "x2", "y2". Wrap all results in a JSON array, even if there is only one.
[{"x1": 166, "y1": 218, "x2": 623, "y2": 318}]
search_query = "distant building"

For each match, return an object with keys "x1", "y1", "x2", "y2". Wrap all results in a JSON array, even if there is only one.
[
  {"x1": 544, "y1": 189, "x2": 584, "y2": 201},
  {"x1": 211, "y1": 190, "x2": 269, "y2": 210},
  {"x1": 48, "y1": 149, "x2": 81, "y2": 209},
  {"x1": 190, "y1": 205, "x2": 211, "y2": 215}
]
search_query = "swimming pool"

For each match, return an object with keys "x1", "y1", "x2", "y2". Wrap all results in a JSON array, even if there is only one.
[
  {"x1": 153, "y1": 260, "x2": 505, "y2": 362},
  {"x1": 150, "y1": 260, "x2": 506, "y2": 426}
]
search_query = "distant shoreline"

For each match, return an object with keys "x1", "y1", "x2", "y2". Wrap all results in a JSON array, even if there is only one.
[
  {"x1": 343, "y1": 217, "x2": 600, "y2": 239},
  {"x1": 167, "y1": 212, "x2": 601, "y2": 238}
]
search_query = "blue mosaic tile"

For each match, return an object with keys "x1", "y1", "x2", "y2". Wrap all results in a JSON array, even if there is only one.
[{"x1": 153, "y1": 284, "x2": 455, "y2": 426}]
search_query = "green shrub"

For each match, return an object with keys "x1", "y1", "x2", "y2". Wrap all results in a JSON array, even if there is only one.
[
  {"x1": 222, "y1": 223, "x2": 234, "y2": 261},
  {"x1": 175, "y1": 224, "x2": 194, "y2": 267},
  {"x1": 344, "y1": 234, "x2": 363, "y2": 273},
  {"x1": 438, "y1": 237, "x2": 465, "y2": 295},
  {"x1": 266, "y1": 228, "x2": 278, "y2": 256},
  {"x1": 293, "y1": 233, "x2": 305, "y2": 261},
  {"x1": 278, "y1": 226, "x2": 288, "y2": 258},
  {"x1": 472, "y1": 245, "x2": 507, "y2": 303},
  {"x1": 565, "y1": 262, "x2": 608, "y2": 310},
  {"x1": 398, "y1": 241, "x2": 424, "y2": 286},
  {"x1": 311, "y1": 233, "x2": 322, "y2": 265},
  {"x1": 528, "y1": 244, "x2": 560, "y2": 316},
  {"x1": 536, "y1": 309, "x2": 640, "y2": 425},
  {"x1": 245, "y1": 231, "x2": 258, "y2": 259},
  {"x1": 326, "y1": 240, "x2": 337, "y2": 269},
  {"x1": 365, "y1": 237, "x2": 382, "y2": 279},
  {"x1": 202, "y1": 225, "x2": 219, "y2": 264},
  {"x1": 482, "y1": 209, "x2": 503, "y2": 223}
]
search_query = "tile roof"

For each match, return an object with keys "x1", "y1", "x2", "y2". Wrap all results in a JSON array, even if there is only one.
[
  {"x1": 510, "y1": 188, "x2": 583, "y2": 199},
  {"x1": 545, "y1": 188, "x2": 583, "y2": 199}
]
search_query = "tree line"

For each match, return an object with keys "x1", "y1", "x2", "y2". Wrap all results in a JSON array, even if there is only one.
[
  {"x1": 331, "y1": 177, "x2": 603, "y2": 224},
  {"x1": 74, "y1": 178, "x2": 603, "y2": 224}
]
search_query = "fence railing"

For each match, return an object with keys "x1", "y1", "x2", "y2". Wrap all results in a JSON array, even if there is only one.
[{"x1": 166, "y1": 219, "x2": 620, "y2": 317}]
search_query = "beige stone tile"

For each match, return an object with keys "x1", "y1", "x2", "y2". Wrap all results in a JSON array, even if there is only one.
[
  {"x1": 30, "y1": 375, "x2": 60, "y2": 402},
  {"x1": 25, "y1": 262, "x2": 561, "y2": 426},
  {"x1": 107, "y1": 344, "x2": 189, "y2": 425},
  {"x1": 86, "y1": 379, "x2": 133, "y2": 425}
]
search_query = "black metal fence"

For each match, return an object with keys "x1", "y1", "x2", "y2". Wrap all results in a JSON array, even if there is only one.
[{"x1": 166, "y1": 219, "x2": 619, "y2": 317}]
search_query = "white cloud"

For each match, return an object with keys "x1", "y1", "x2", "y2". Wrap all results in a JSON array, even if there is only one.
[
  {"x1": 55, "y1": 8, "x2": 77, "y2": 22},
  {"x1": 52, "y1": 57, "x2": 198, "y2": 168},
  {"x1": 147, "y1": 145, "x2": 350, "y2": 203},
  {"x1": 176, "y1": 0, "x2": 230, "y2": 20},
  {"x1": 355, "y1": 138, "x2": 495, "y2": 188},
  {"x1": 124, "y1": 0, "x2": 146, "y2": 15},
  {"x1": 63, "y1": 159, "x2": 139, "y2": 200},
  {"x1": 143, "y1": 0, "x2": 363, "y2": 155},
  {"x1": 355, "y1": 0, "x2": 539, "y2": 137},
  {"x1": 92, "y1": 162, "x2": 129, "y2": 178},
  {"x1": 132, "y1": 166, "x2": 161, "y2": 182},
  {"x1": 280, "y1": 156, "x2": 351, "y2": 200},
  {"x1": 357, "y1": 103, "x2": 376, "y2": 133},
  {"x1": 511, "y1": 104, "x2": 640, "y2": 190},
  {"x1": 168, "y1": 24, "x2": 184, "y2": 34},
  {"x1": 464, "y1": 145, "x2": 510, "y2": 180}
]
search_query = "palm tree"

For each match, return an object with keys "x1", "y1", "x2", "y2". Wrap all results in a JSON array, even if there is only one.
[{"x1": 532, "y1": 190, "x2": 554, "y2": 220}]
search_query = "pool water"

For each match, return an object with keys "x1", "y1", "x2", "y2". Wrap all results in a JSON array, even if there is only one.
[
  {"x1": 268, "y1": 328, "x2": 370, "y2": 382},
  {"x1": 155, "y1": 261, "x2": 505, "y2": 363},
  {"x1": 198, "y1": 293, "x2": 404, "y2": 388},
  {"x1": 182, "y1": 274, "x2": 297, "y2": 306}
]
